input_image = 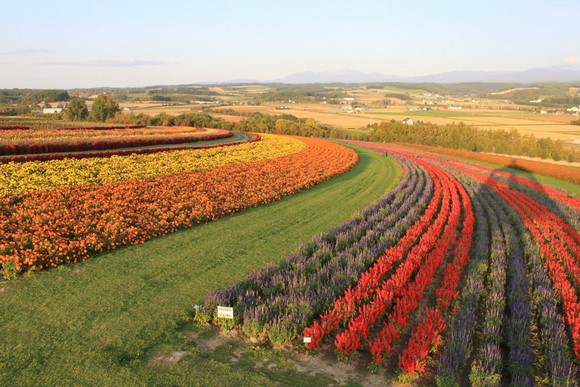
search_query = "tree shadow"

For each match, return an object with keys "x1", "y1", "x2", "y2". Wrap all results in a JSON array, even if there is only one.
[{"x1": 470, "y1": 158, "x2": 578, "y2": 385}]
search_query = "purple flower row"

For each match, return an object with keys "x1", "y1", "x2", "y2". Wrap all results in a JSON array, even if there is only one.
[
  {"x1": 196, "y1": 155, "x2": 435, "y2": 344},
  {"x1": 437, "y1": 172, "x2": 491, "y2": 383},
  {"x1": 436, "y1": 162, "x2": 577, "y2": 384}
]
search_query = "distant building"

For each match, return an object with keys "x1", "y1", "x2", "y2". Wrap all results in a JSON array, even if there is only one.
[
  {"x1": 566, "y1": 106, "x2": 580, "y2": 113},
  {"x1": 43, "y1": 108, "x2": 63, "y2": 114},
  {"x1": 402, "y1": 117, "x2": 415, "y2": 126},
  {"x1": 530, "y1": 98, "x2": 543, "y2": 103},
  {"x1": 447, "y1": 105, "x2": 462, "y2": 110},
  {"x1": 540, "y1": 110, "x2": 548, "y2": 115}
]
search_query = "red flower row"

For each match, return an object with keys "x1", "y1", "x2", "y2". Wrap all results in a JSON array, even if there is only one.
[
  {"x1": 433, "y1": 155, "x2": 580, "y2": 359},
  {"x1": 303, "y1": 162, "x2": 446, "y2": 349},
  {"x1": 0, "y1": 133, "x2": 257, "y2": 163},
  {"x1": 0, "y1": 129, "x2": 232, "y2": 156}
]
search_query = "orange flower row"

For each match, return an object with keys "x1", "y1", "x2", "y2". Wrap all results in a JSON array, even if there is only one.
[{"x1": 0, "y1": 136, "x2": 358, "y2": 277}]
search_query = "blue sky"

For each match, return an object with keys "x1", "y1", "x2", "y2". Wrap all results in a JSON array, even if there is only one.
[{"x1": 1, "y1": 0, "x2": 579, "y2": 88}]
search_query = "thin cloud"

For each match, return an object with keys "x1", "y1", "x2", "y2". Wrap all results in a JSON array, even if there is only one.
[
  {"x1": 41, "y1": 59, "x2": 177, "y2": 67},
  {"x1": 0, "y1": 49, "x2": 51, "y2": 55},
  {"x1": 562, "y1": 56, "x2": 580, "y2": 65}
]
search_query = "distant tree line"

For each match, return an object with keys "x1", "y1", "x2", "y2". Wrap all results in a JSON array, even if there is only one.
[
  {"x1": 365, "y1": 120, "x2": 578, "y2": 162},
  {"x1": 485, "y1": 85, "x2": 580, "y2": 108},
  {"x1": 383, "y1": 92, "x2": 411, "y2": 100},
  {"x1": 234, "y1": 113, "x2": 362, "y2": 139},
  {"x1": 108, "y1": 111, "x2": 233, "y2": 129},
  {"x1": 230, "y1": 113, "x2": 578, "y2": 163},
  {"x1": 254, "y1": 85, "x2": 346, "y2": 103},
  {"x1": 0, "y1": 89, "x2": 70, "y2": 105},
  {"x1": 0, "y1": 89, "x2": 71, "y2": 115}
]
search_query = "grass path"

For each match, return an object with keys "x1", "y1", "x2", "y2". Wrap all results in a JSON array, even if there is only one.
[{"x1": 0, "y1": 144, "x2": 400, "y2": 386}]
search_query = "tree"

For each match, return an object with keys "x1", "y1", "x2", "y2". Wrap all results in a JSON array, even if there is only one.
[
  {"x1": 91, "y1": 94, "x2": 119, "y2": 122},
  {"x1": 67, "y1": 98, "x2": 89, "y2": 121}
]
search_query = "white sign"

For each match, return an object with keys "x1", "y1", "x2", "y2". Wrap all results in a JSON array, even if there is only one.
[
  {"x1": 303, "y1": 336, "x2": 312, "y2": 344},
  {"x1": 217, "y1": 306, "x2": 234, "y2": 320}
]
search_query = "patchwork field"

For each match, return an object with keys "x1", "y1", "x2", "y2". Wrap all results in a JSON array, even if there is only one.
[{"x1": 201, "y1": 103, "x2": 580, "y2": 144}]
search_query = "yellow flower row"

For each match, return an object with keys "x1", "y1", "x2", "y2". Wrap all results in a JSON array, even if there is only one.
[
  {"x1": 0, "y1": 126, "x2": 206, "y2": 145},
  {"x1": 0, "y1": 134, "x2": 305, "y2": 197}
]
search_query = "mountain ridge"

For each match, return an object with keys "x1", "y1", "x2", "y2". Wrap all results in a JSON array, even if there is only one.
[{"x1": 273, "y1": 67, "x2": 580, "y2": 84}]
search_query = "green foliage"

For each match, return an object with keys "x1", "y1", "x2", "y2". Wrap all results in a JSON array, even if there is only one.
[
  {"x1": 241, "y1": 318, "x2": 266, "y2": 339},
  {"x1": 266, "y1": 319, "x2": 297, "y2": 346},
  {"x1": 234, "y1": 112, "x2": 361, "y2": 139},
  {"x1": 109, "y1": 111, "x2": 230, "y2": 129},
  {"x1": 384, "y1": 82, "x2": 515, "y2": 95},
  {"x1": 66, "y1": 98, "x2": 89, "y2": 121},
  {"x1": 486, "y1": 83, "x2": 580, "y2": 107},
  {"x1": 1, "y1": 260, "x2": 19, "y2": 280},
  {"x1": 90, "y1": 94, "x2": 120, "y2": 122},
  {"x1": 254, "y1": 85, "x2": 346, "y2": 103},
  {"x1": 384, "y1": 92, "x2": 411, "y2": 100},
  {"x1": 0, "y1": 89, "x2": 70, "y2": 105},
  {"x1": 151, "y1": 95, "x2": 172, "y2": 101},
  {"x1": 436, "y1": 375, "x2": 459, "y2": 387},
  {"x1": 469, "y1": 365, "x2": 501, "y2": 387}
]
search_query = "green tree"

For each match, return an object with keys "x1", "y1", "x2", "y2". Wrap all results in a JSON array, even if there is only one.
[
  {"x1": 66, "y1": 98, "x2": 89, "y2": 121},
  {"x1": 91, "y1": 94, "x2": 119, "y2": 122}
]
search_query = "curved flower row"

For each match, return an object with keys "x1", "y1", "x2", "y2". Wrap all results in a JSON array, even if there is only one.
[
  {"x1": 0, "y1": 128, "x2": 231, "y2": 156},
  {"x1": 189, "y1": 139, "x2": 577, "y2": 383},
  {"x1": 0, "y1": 134, "x2": 303, "y2": 197},
  {"x1": 196, "y1": 156, "x2": 432, "y2": 345},
  {"x1": 0, "y1": 136, "x2": 357, "y2": 277},
  {"x1": 0, "y1": 125, "x2": 201, "y2": 145},
  {"x1": 399, "y1": 166, "x2": 474, "y2": 377},
  {"x1": 325, "y1": 144, "x2": 473, "y2": 373},
  {"x1": 379, "y1": 144, "x2": 579, "y2": 383},
  {"x1": 342, "y1": 141, "x2": 578, "y2": 383},
  {"x1": 303, "y1": 162, "x2": 445, "y2": 351},
  {"x1": 0, "y1": 132, "x2": 254, "y2": 164}
]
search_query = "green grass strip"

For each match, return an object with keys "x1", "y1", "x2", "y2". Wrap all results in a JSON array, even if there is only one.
[{"x1": 0, "y1": 144, "x2": 400, "y2": 385}]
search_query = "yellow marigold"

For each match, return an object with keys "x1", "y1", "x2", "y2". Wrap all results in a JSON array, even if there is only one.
[{"x1": 0, "y1": 134, "x2": 304, "y2": 197}]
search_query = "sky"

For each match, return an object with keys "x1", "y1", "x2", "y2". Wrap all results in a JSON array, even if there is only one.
[{"x1": 1, "y1": 0, "x2": 579, "y2": 89}]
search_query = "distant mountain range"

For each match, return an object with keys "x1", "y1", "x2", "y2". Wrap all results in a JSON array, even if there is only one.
[
  {"x1": 203, "y1": 67, "x2": 580, "y2": 85},
  {"x1": 274, "y1": 67, "x2": 580, "y2": 84}
]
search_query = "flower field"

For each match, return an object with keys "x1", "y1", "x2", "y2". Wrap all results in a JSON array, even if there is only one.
[
  {"x1": 198, "y1": 140, "x2": 580, "y2": 385},
  {"x1": 0, "y1": 135, "x2": 357, "y2": 277},
  {"x1": 0, "y1": 134, "x2": 302, "y2": 196},
  {"x1": 0, "y1": 127, "x2": 232, "y2": 156}
]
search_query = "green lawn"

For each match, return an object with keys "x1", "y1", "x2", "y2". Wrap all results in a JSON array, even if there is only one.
[{"x1": 0, "y1": 144, "x2": 400, "y2": 386}]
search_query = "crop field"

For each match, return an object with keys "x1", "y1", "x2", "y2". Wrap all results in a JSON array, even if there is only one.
[
  {"x1": 106, "y1": 83, "x2": 580, "y2": 146},
  {"x1": 1, "y1": 124, "x2": 579, "y2": 385}
]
